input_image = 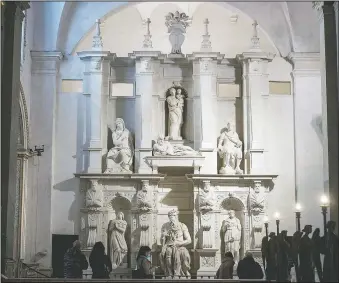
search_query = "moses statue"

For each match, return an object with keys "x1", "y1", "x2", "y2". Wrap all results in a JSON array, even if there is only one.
[{"x1": 160, "y1": 209, "x2": 191, "y2": 277}]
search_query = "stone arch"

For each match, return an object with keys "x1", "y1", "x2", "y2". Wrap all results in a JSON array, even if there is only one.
[
  {"x1": 106, "y1": 195, "x2": 132, "y2": 268},
  {"x1": 15, "y1": 82, "x2": 30, "y2": 261},
  {"x1": 56, "y1": 1, "x2": 299, "y2": 56},
  {"x1": 18, "y1": 82, "x2": 29, "y2": 150},
  {"x1": 220, "y1": 195, "x2": 250, "y2": 260}
]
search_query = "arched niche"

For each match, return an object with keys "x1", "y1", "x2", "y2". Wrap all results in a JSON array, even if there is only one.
[
  {"x1": 220, "y1": 196, "x2": 249, "y2": 261},
  {"x1": 106, "y1": 196, "x2": 132, "y2": 268}
]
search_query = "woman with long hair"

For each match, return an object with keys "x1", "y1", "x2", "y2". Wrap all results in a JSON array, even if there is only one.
[
  {"x1": 89, "y1": 242, "x2": 112, "y2": 279},
  {"x1": 132, "y1": 246, "x2": 155, "y2": 279}
]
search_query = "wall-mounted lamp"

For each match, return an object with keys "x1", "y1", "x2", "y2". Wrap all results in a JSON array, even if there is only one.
[{"x1": 30, "y1": 145, "x2": 45, "y2": 157}]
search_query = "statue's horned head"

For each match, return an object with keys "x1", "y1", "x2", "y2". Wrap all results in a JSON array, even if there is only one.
[{"x1": 168, "y1": 209, "x2": 178, "y2": 219}]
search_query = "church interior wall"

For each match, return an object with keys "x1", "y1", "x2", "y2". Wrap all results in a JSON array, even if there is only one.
[
  {"x1": 18, "y1": 1, "x2": 327, "y2": 273},
  {"x1": 51, "y1": 1, "x2": 301, "y2": 238}
]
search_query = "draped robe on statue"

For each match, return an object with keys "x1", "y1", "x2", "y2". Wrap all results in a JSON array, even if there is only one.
[{"x1": 160, "y1": 221, "x2": 191, "y2": 277}]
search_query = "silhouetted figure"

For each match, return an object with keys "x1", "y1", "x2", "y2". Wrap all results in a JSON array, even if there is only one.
[
  {"x1": 133, "y1": 246, "x2": 154, "y2": 279},
  {"x1": 261, "y1": 236, "x2": 269, "y2": 277},
  {"x1": 237, "y1": 251, "x2": 263, "y2": 279},
  {"x1": 63, "y1": 240, "x2": 88, "y2": 278},
  {"x1": 89, "y1": 242, "x2": 112, "y2": 279},
  {"x1": 277, "y1": 230, "x2": 290, "y2": 282},
  {"x1": 299, "y1": 225, "x2": 314, "y2": 282},
  {"x1": 266, "y1": 232, "x2": 278, "y2": 280},
  {"x1": 311, "y1": 228, "x2": 323, "y2": 282},
  {"x1": 216, "y1": 252, "x2": 235, "y2": 279},
  {"x1": 291, "y1": 231, "x2": 303, "y2": 282},
  {"x1": 322, "y1": 221, "x2": 338, "y2": 282}
]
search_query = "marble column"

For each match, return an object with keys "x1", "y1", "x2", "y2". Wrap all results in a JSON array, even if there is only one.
[
  {"x1": 78, "y1": 51, "x2": 115, "y2": 173},
  {"x1": 288, "y1": 52, "x2": 324, "y2": 232},
  {"x1": 237, "y1": 51, "x2": 274, "y2": 174},
  {"x1": 1, "y1": 1, "x2": 29, "y2": 271},
  {"x1": 188, "y1": 52, "x2": 224, "y2": 174},
  {"x1": 30, "y1": 51, "x2": 63, "y2": 269},
  {"x1": 129, "y1": 51, "x2": 163, "y2": 173}
]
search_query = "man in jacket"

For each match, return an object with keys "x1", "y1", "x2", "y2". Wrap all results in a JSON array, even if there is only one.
[
  {"x1": 237, "y1": 251, "x2": 264, "y2": 279},
  {"x1": 216, "y1": 252, "x2": 235, "y2": 279},
  {"x1": 63, "y1": 240, "x2": 88, "y2": 278}
]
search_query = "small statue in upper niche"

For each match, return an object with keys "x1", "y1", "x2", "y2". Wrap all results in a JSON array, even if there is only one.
[
  {"x1": 136, "y1": 181, "x2": 152, "y2": 212},
  {"x1": 105, "y1": 118, "x2": 134, "y2": 173},
  {"x1": 153, "y1": 135, "x2": 200, "y2": 156},
  {"x1": 218, "y1": 122, "x2": 243, "y2": 175},
  {"x1": 199, "y1": 181, "x2": 214, "y2": 212},
  {"x1": 165, "y1": 11, "x2": 192, "y2": 54},
  {"x1": 167, "y1": 87, "x2": 184, "y2": 140}
]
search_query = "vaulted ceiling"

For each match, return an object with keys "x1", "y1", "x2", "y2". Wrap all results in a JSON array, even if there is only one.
[{"x1": 31, "y1": 1, "x2": 320, "y2": 58}]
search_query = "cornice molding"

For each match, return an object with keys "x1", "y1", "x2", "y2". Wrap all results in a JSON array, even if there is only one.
[
  {"x1": 31, "y1": 51, "x2": 64, "y2": 61},
  {"x1": 287, "y1": 52, "x2": 321, "y2": 72}
]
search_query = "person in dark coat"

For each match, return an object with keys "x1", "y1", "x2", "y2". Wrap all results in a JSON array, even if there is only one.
[
  {"x1": 266, "y1": 232, "x2": 278, "y2": 280},
  {"x1": 299, "y1": 225, "x2": 314, "y2": 282},
  {"x1": 291, "y1": 230, "x2": 303, "y2": 282},
  {"x1": 63, "y1": 240, "x2": 88, "y2": 278},
  {"x1": 134, "y1": 246, "x2": 156, "y2": 279},
  {"x1": 216, "y1": 252, "x2": 235, "y2": 279},
  {"x1": 237, "y1": 251, "x2": 263, "y2": 279},
  {"x1": 261, "y1": 235, "x2": 269, "y2": 277},
  {"x1": 89, "y1": 241, "x2": 112, "y2": 279},
  {"x1": 311, "y1": 228, "x2": 323, "y2": 282},
  {"x1": 277, "y1": 230, "x2": 291, "y2": 282},
  {"x1": 322, "y1": 221, "x2": 338, "y2": 282}
]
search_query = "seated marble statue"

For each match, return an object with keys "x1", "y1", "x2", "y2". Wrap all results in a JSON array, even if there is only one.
[
  {"x1": 218, "y1": 123, "x2": 243, "y2": 175},
  {"x1": 105, "y1": 118, "x2": 134, "y2": 173},
  {"x1": 153, "y1": 135, "x2": 200, "y2": 156},
  {"x1": 199, "y1": 181, "x2": 214, "y2": 212},
  {"x1": 160, "y1": 209, "x2": 191, "y2": 277},
  {"x1": 136, "y1": 181, "x2": 152, "y2": 212}
]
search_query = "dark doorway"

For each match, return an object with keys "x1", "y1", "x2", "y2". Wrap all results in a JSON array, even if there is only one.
[{"x1": 52, "y1": 234, "x2": 78, "y2": 278}]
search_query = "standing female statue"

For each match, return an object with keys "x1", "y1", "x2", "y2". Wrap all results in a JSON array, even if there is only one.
[
  {"x1": 105, "y1": 118, "x2": 134, "y2": 173},
  {"x1": 167, "y1": 88, "x2": 183, "y2": 140},
  {"x1": 108, "y1": 212, "x2": 128, "y2": 269}
]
